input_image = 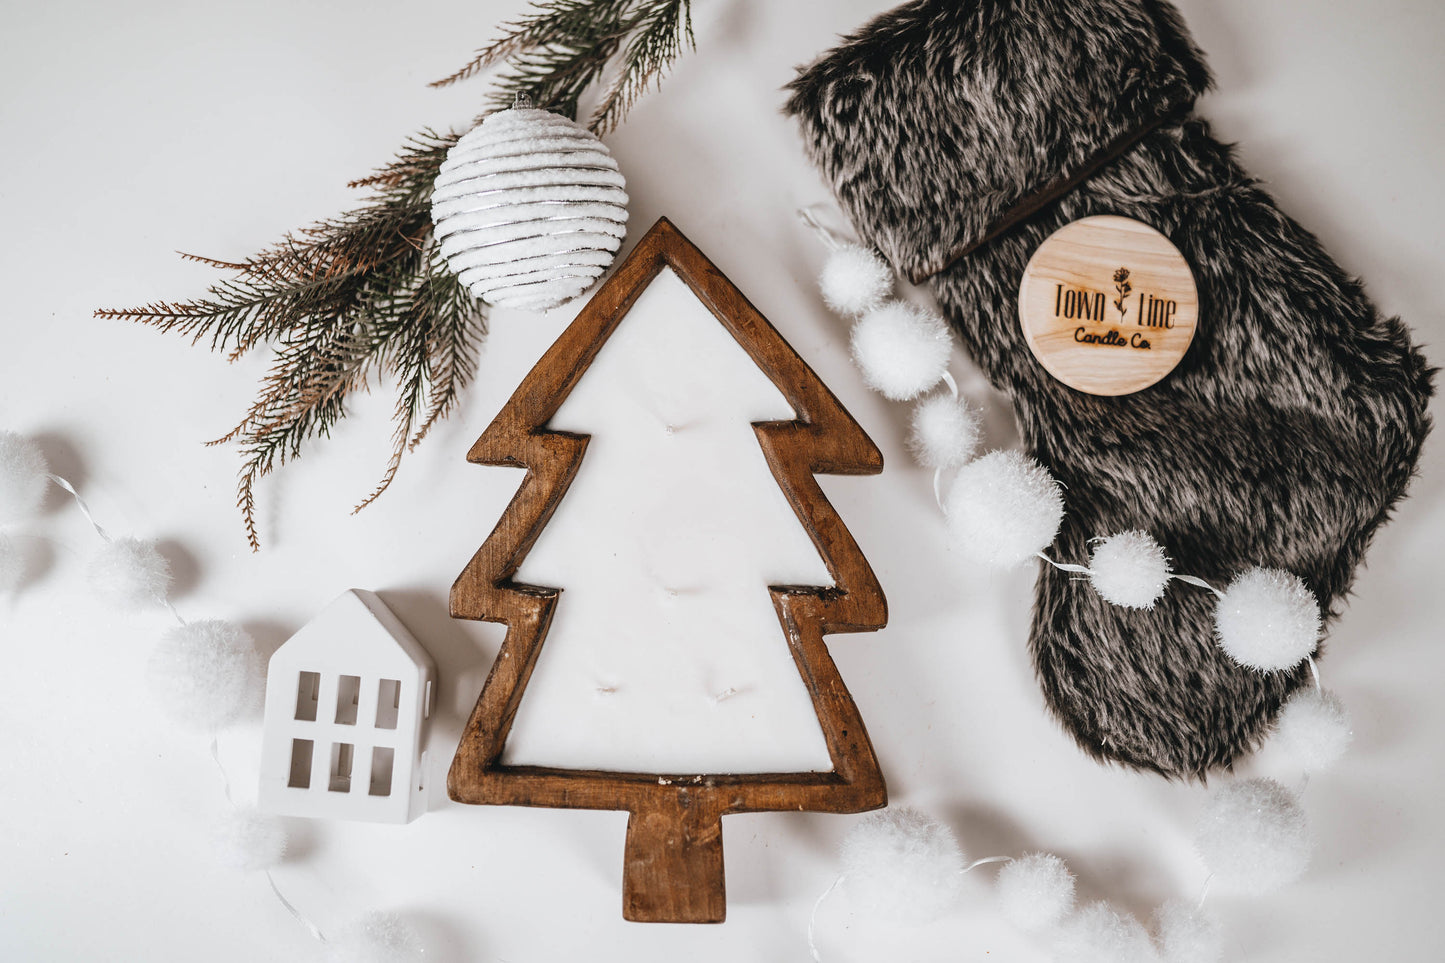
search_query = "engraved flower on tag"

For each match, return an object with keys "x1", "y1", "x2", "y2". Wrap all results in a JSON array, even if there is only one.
[{"x1": 1112, "y1": 267, "x2": 1132, "y2": 321}]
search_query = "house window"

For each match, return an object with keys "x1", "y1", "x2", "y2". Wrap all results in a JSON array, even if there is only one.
[
  {"x1": 375, "y1": 678, "x2": 401, "y2": 729},
  {"x1": 369, "y1": 746, "x2": 395, "y2": 796},
  {"x1": 335, "y1": 675, "x2": 361, "y2": 725},
  {"x1": 294, "y1": 671, "x2": 320, "y2": 722},
  {"x1": 287, "y1": 738, "x2": 314, "y2": 789},
  {"x1": 329, "y1": 742, "x2": 354, "y2": 792}
]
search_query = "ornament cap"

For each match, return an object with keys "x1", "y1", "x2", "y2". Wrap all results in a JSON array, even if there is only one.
[{"x1": 512, "y1": 90, "x2": 534, "y2": 110}]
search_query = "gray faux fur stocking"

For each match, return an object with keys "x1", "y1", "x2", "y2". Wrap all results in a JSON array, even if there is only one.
[{"x1": 786, "y1": 0, "x2": 1433, "y2": 778}]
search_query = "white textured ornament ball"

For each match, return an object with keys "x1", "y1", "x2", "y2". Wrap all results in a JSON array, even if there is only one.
[
  {"x1": 147, "y1": 620, "x2": 262, "y2": 731},
  {"x1": 820, "y1": 243, "x2": 893, "y2": 317},
  {"x1": 322, "y1": 911, "x2": 425, "y2": 963},
  {"x1": 432, "y1": 105, "x2": 628, "y2": 311},
  {"x1": 839, "y1": 807, "x2": 965, "y2": 924},
  {"x1": 944, "y1": 450, "x2": 1064, "y2": 568},
  {"x1": 1053, "y1": 901, "x2": 1159, "y2": 963},
  {"x1": 214, "y1": 807, "x2": 288, "y2": 871},
  {"x1": 1214, "y1": 567, "x2": 1320, "y2": 671},
  {"x1": 0, "y1": 534, "x2": 23, "y2": 592},
  {"x1": 0, "y1": 430, "x2": 49, "y2": 521},
  {"x1": 87, "y1": 537, "x2": 171, "y2": 610},
  {"x1": 1193, "y1": 777, "x2": 1311, "y2": 894},
  {"x1": 1153, "y1": 899, "x2": 1223, "y2": 963},
  {"x1": 996, "y1": 852, "x2": 1075, "y2": 932},
  {"x1": 1089, "y1": 530, "x2": 1171, "y2": 609},
  {"x1": 1272, "y1": 687, "x2": 1352, "y2": 772},
  {"x1": 908, "y1": 393, "x2": 981, "y2": 469},
  {"x1": 850, "y1": 301, "x2": 953, "y2": 401}
]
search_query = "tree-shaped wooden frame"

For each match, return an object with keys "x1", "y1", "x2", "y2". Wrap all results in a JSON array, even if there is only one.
[{"x1": 448, "y1": 217, "x2": 888, "y2": 923}]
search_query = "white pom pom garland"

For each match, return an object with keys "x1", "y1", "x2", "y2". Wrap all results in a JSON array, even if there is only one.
[
  {"x1": 1088, "y1": 530, "x2": 1172, "y2": 609},
  {"x1": 147, "y1": 620, "x2": 262, "y2": 731},
  {"x1": 1214, "y1": 567, "x2": 1320, "y2": 671},
  {"x1": 87, "y1": 536, "x2": 171, "y2": 610},
  {"x1": 849, "y1": 301, "x2": 953, "y2": 401},
  {"x1": 0, "y1": 534, "x2": 23, "y2": 592},
  {"x1": 1053, "y1": 901, "x2": 1159, "y2": 963},
  {"x1": 0, "y1": 430, "x2": 49, "y2": 521},
  {"x1": 432, "y1": 105, "x2": 628, "y2": 311},
  {"x1": 1193, "y1": 777, "x2": 1311, "y2": 894},
  {"x1": 908, "y1": 392, "x2": 982, "y2": 469},
  {"x1": 214, "y1": 807, "x2": 288, "y2": 871},
  {"x1": 944, "y1": 450, "x2": 1064, "y2": 568},
  {"x1": 820, "y1": 243, "x2": 893, "y2": 317},
  {"x1": 795, "y1": 217, "x2": 1353, "y2": 962},
  {"x1": 323, "y1": 911, "x2": 425, "y2": 963},
  {"x1": 1153, "y1": 899, "x2": 1223, "y2": 963},
  {"x1": 1271, "y1": 687, "x2": 1352, "y2": 772},
  {"x1": 839, "y1": 807, "x2": 965, "y2": 924},
  {"x1": 996, "y1": 852, "x2": 1076, "y2": 932}
]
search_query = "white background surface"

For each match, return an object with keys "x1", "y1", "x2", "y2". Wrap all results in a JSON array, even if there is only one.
[{"x1": 1, "y1": 1, "x2": 1442, "y2": 960}]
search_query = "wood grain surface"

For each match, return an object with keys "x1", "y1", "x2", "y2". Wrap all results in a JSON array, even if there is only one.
[
  {"x1": 446, "y1": 217, "x2": 889, "y2": 923},
  {"x1": 1018, "y1": 215, "x2": 1198, "y2": 396}
]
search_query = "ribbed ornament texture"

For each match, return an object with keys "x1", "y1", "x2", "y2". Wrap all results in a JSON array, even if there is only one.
[{"x1": 432, "y1": 107, "x2": 629, "y2": 311}]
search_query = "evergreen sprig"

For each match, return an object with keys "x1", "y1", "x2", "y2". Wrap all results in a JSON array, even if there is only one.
[
  {"x1": 591, "y1": 0, "x2": 695, "y2": 134},
  {"x1": 96, "y1": 0, "x2": 695, "y2": 549},
  {"x1": 434, "y1": 0, "x2": 694, "y2": 132}
]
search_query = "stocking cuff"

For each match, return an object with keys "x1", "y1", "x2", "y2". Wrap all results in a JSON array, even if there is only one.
[{"x1": 785, "y1": 0, "x2": 1212, "y2": 283}]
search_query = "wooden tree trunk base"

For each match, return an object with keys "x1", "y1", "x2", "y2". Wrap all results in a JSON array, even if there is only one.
[{"x1": 622, "y1": 792, "x2": 726, "y2": 923}]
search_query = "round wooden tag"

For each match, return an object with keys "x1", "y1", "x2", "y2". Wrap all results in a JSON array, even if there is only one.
[{"x1": 1018, "y1": 215, "x2": 1198, "y2": 396}]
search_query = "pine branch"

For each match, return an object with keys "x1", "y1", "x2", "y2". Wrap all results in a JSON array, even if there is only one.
[
  {"x1": 98, "y1": 1, "x2": 694, "y2": 549},
  {"x1": 353, "y1": 255, "x2": 485, "y2": 513},
  {"x1": 100, "y1": 129, "x2": 482, "y2": 549},
  {"x1": 429, "y1": 0, "x2": 633, "y2": 90},
  {"x1": 438, "y1": 0, "x2": 696, "y2": 129},
  {"x1": 589, "y1": 0, "x2": 692, "y2": 133},
  {"x1": 177, "y1": 252, "x2": 250, "y2": 270}
]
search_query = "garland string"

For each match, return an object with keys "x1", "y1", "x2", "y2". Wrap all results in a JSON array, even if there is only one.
[
  {"x1": 806, "y1": 874, "x2": 845, "y2": 963},
  {"x1": 30, "y1": 463, "x2": 342, "y2": 951}
]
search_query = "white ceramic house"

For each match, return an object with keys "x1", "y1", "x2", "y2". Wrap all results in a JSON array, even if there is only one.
[{"x1": 258, "y1": 589, "x2": 436, "y2": 823}]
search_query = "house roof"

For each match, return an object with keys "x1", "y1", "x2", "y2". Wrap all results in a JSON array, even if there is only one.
[{"x1": 269, "y1": 588, "x2": 436, "y2": 674}]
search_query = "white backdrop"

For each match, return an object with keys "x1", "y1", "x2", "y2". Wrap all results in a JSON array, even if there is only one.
[{"x1": 2, "y1": 1, "x2": 1442, "y2": 960}]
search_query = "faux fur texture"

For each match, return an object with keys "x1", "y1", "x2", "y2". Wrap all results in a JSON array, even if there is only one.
[
  {"x1": 787, "y1": 0, "x2": 1434, "y2": 778},
  {"x1": 786, "y1": 0, "x2": 1210, "y2": 283}
]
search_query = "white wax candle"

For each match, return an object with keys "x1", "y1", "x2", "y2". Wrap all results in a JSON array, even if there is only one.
[{"x1": 502, "y1": 267, "x2": 835, "y2": 773}]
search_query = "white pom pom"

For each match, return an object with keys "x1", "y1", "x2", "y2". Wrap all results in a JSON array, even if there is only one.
[
  {"x1": 323, "y1": 911, "x2": 424, "y2": 963},
  {"x1": 1153, "y1": 899, "x2": 1223, "y2": 963},
  {"x1": 908, "y1": 393, "x2": 982, "y2": 469},
  {"x1": 1271, "y1": 687, "x2": 1352, "y2": 772},
  {"x1": 1214, "y1": 568, "x2": 1320, "y2": 671},
  {"x1": 820, "y1": 243, "x2": 893, "y2": 317},
  {"x1": 1053, "y1": 901, "x2": 1159, "y2": 963},
  {"x1": 996, "y1": 852, "x2": 1075, "y2": 932},
  {"x1": 944, "y1": 450, "x2": 1064, "y2": 568},
  {"x1": 1088, "y1": 530, "x2": 1171, "y2": 609},
  {"x1": 147, "y1": 620, "x2": 262, "y2": 731},
  {"x1": 214, "y1": 807, "x2": 287, "y2": 871},
  {"x1": 850, "y1": 302, "x2": 953, "y2": 401},
  {"x1": 0, "y1": 534, "x2": 24, "y2": 592},
  {"x1": 1194, "y1": 777, "x2": 1311, "y2": 894},
  {"x1": 0, "y1": 431, "x2": 49, "y2": 522},
  {"x1": 839, "y1": 807, "x2": 965, "y2": 924},
  {"x1": 87, "y1": 537, "x2": 171, "y2": 610}
]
